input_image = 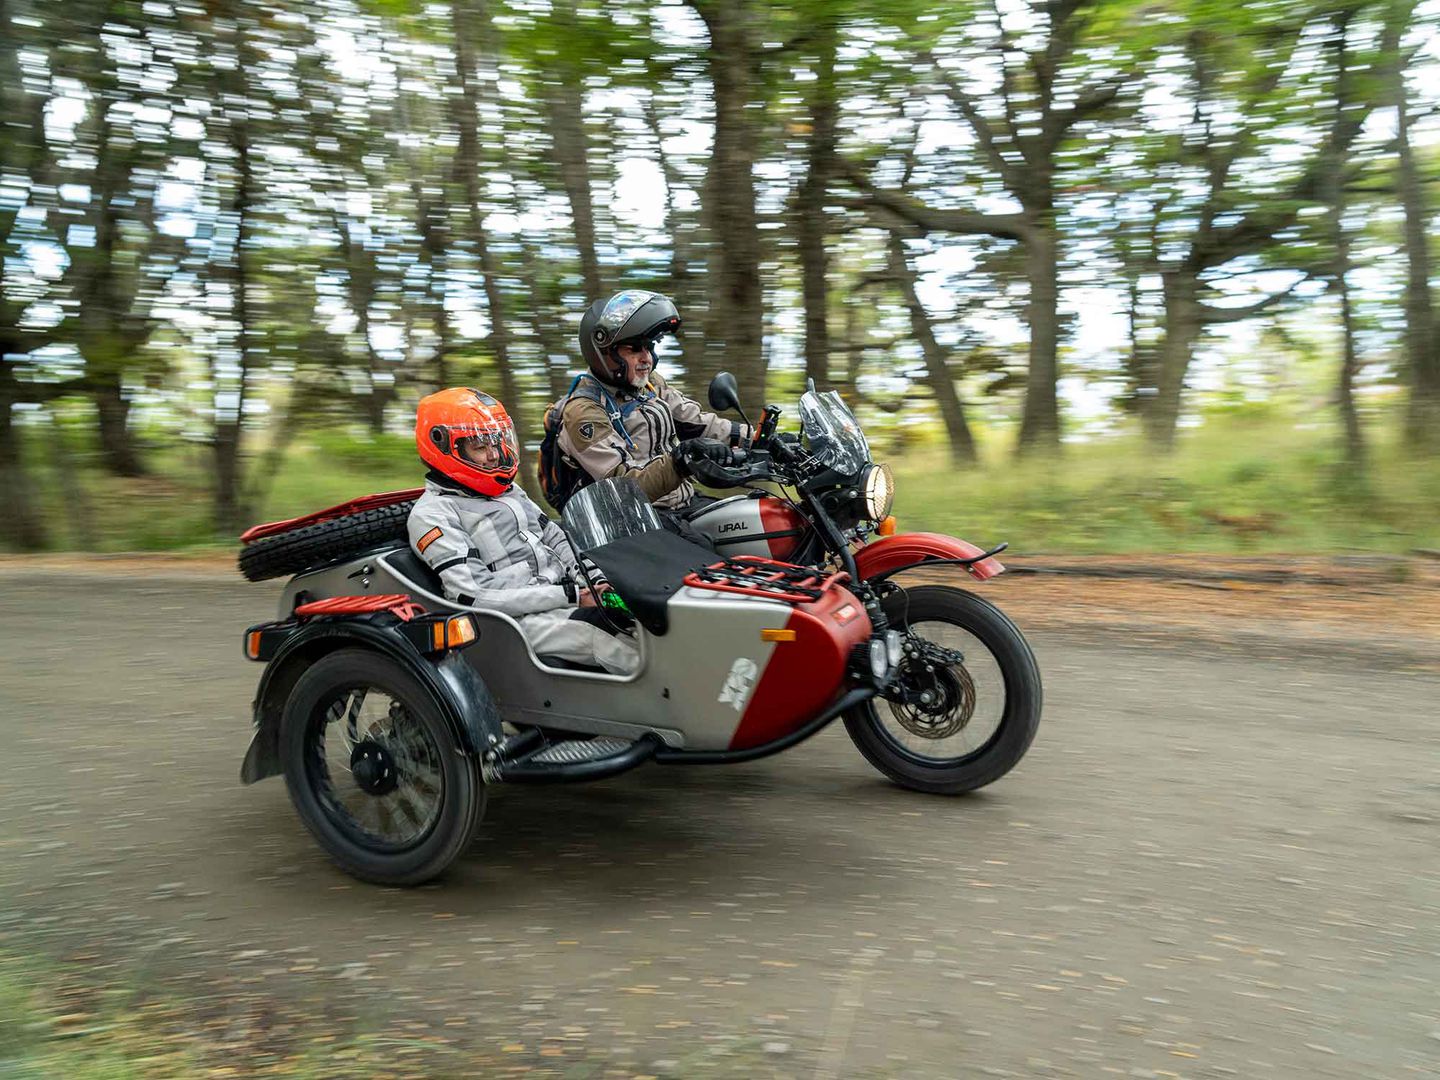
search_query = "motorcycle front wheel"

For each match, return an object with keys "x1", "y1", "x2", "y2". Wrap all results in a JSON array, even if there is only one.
[{"x1": 844, "y1": 585, "x2": 1041, "y2": 794}]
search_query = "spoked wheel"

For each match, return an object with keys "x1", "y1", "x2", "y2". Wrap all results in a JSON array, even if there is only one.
[
  {"x1": 280, "y1": 649, "x2": 484, "y2": 885},
  {"x1": 844, "y1": 585, "x2": 1042, "y2": 794}
]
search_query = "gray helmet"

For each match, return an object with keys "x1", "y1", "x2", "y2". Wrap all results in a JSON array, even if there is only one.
[{"x1": 579, "y1": 290, "x2": 682, "y2": 388}]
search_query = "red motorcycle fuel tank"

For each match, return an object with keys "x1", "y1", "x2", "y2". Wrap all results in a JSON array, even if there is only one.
[{"x1": 687, "y1": 493, "x2": 808, "y2": 561}]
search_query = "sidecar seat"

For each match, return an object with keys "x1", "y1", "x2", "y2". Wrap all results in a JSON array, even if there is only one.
[{"x1": 385, "y1": 544, "x2": 446, "y2": 596}]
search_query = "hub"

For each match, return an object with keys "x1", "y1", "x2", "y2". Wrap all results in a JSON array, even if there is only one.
[{"x1": 350, "y1": 740, "x2": 399, "y2": 796}]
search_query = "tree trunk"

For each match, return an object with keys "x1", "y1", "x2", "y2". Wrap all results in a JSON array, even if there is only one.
[
  {"x1": 1387, "y1": 2, "x2": 1440, "y2": 446},
  {"x1": 452, "y1": 0, "x2": 535, "y2": 495},
  {"x1": 545, "y1": 0, "x2": 604, "y2": 303},
  {"x1": 643, "y1": 91, "x2": 705, "y2": 377},
  {"x1": 1143, "y1": 272, "x2": 1202, "y2": 450},
  {"x1": 92, "y1": 371, "x2": 145, "y2": 477},
  {"x1": 695, "y1": 0, "x2": 765, "y2": 414},
  {"x1": 797, "y1": 22, "x2": 838, "y2": 391},
  {"x1": 214, "y1": 66, "x2": 255, "y2": 536},
  {"x1": 0, "y1": 372, "x2": 46, "y2": 551},
  {"x1": 887, "y1": 234, "x2": 975, "y2": 464},
  {"x1": 1016, "y1": 218, "x2": 1061, "y2": 454},
  {"x1": 1327, "y1": 13, "x2": 1364, "y2": 467},
  {"x1": 78, "y1": 100, "x2": 148, "y2": 477}
]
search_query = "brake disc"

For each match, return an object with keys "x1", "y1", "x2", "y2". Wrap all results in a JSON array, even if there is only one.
[{"x1": 890, "y1": 639, "x2": 977, "y2": 740}]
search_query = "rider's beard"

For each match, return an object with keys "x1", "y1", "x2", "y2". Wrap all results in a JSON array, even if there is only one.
[{"x1": 627, "y1": 359, "x2": 653, "y2": 390}]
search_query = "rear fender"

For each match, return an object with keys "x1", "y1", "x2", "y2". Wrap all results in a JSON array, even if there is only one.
[
  {"x1": 853, "y1": 532, "x2": 1005, "y2": 583},
  {"x1": 241, "y1": 621, "x2": 502, "y2": 785}
]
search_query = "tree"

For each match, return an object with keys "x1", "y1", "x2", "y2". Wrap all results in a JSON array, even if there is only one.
[
  {"x1": 1118, "y1": 9, "x2": 1371, "y2": 448},
  {"x1": 850, "y1": 0, "x2": 1125, "y2": 455},
  {"x1": 1383, "y1": 0, "x2": 1439, "y2": 447},
  {"x1": 688, "y1": 0, "x2": 767, "y2": 412}
]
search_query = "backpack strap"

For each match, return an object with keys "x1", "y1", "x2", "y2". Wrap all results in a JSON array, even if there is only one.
[{"x1": 566, "y1": 374, "x2": 635, "y2": 451}]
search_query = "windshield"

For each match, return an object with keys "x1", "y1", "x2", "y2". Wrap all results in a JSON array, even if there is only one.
[
  {"x1": 561, "y1": 477, "x2": 664, "y2": 554},
  {"x1": 798, "y1": 390, "x2": 870, "y2": 475}
]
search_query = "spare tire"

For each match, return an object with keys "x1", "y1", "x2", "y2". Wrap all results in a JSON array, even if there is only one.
[{"x1": 238, "y1": 500, "x2": 415, "y2": 582}]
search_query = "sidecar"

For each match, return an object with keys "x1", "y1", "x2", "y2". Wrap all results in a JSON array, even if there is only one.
[{"x1": 239, "y1": 480, "x2": 900, "y2": 885}]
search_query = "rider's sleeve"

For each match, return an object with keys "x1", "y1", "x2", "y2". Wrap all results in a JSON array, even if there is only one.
[
  {"x1": 656, "y1": 376, "x2": 751, "y2": 447},
  {"x1": 407, "y1": 500, "x2": 570, "y2": 616},
  {"x1": 559, "y1": 397, "x2": 685, "y2": 502}
]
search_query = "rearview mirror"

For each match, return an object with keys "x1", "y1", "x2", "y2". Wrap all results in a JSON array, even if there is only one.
[{"x1": 708, "y1": 371, "x2": 741, "y2": 414}]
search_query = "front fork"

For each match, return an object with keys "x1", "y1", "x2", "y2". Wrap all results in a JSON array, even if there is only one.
[{"x1": 853, "y1": 579, "x2": 966, "y2": 705}]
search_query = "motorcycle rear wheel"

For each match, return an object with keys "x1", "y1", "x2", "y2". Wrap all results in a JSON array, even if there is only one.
[{"x1": 844, "y1": 585, "x2": 1041, "y2": 794}]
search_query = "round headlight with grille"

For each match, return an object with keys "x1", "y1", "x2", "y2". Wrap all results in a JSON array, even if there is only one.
[{"x1": 863, "y1": 463, "x2": 895, "y2": 522}]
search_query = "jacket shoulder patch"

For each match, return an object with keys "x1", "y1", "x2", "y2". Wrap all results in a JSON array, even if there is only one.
[{"x1": 417, "y1": 526, "x2": 444, "y2": 553}]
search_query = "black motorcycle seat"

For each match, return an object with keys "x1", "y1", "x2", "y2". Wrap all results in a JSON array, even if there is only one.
[{"x1": 584, "y1": 530, "x2": 718, "y2": 636}]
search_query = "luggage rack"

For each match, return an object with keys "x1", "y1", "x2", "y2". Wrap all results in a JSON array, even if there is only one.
[{"x1": 683, "y1": 556, "x2": 849, "y2": 604}]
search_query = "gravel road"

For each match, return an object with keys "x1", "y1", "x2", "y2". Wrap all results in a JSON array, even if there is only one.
[{"x1": 1, "y1": 570, "x2": 1436, "y2": 1078}]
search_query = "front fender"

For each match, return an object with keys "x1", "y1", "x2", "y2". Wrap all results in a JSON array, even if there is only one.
[
  {"x1": 240, "y1": 620, "x2": 503, "y2": 785},
  {"x1": 853, "y1": 532, "x2": 1005, "y2": 583}
]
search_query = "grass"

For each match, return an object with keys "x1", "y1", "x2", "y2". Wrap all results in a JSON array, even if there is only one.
[
  {"x1": 7, "y1": 409, "x2": 1438, "y2": 556},
  {"x1": 0, "y1": 946, "x2": 543, "y2": 1079},
  {"x1": 889, "y1": 414, "x2": 1440, "y2": 555},
  {"x1": 0, "y1": 946, "x2": 807, "y2": 1079}
]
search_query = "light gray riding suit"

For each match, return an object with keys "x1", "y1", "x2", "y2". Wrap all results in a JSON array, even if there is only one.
[{"x1": 406, "y1": 478, "x2": 638, "y2": 675}]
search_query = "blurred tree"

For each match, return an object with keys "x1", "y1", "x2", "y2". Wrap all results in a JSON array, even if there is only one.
[
  {"x1": 688, "y1": 0, "x2": 767, "y2": 411},
  {"x1": 849, "y1": 0, "x2": 1127, "y2": 456},
  {"x1": 1111, "y1": 5, "x2": 1372, "y2": 449},
  {"x1": 54, "y1": 0, "x2": 185, "y2": 477},
  {"x1": 795, "y1": 16, "x2": 838, "y2": 390},
  {"x1": 0, "y1": 0, "x2": 55, "y2": 548},
  {"x1": 1383, "y1": 0, "x2": 1439, "y2": 448},
  {"x1": 1321, "y1": 6, "x2": 1365, "y2": 467}
]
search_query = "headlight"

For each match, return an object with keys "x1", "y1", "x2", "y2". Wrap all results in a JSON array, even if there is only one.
[
  {"x1": 869, "y1": 638, "x2": 889, "y2": 681},
  {"x1": 885, "y1": 630, "x2": 903, "y2": 668},
  {"x1": 863, "y1": 463, "x2": 895, "y2": 521}
]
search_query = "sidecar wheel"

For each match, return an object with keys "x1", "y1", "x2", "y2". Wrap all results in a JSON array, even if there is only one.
[
  {"x1": 280, "y1": 649, "x2": 484, "y2": 885},
  {"x1": 844, "y1": 586, "x2": 1041, "y2": 795}
]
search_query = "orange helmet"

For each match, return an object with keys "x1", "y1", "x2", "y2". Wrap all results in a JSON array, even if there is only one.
[{"x1": 415, "y1": 388, "x2": 519, "y2": 497}]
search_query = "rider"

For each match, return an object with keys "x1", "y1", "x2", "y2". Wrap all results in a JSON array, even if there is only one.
[
  {"x1": 558, "y1": 290, "x2": 751, "y2": 512},
  {"x1": 407, "y1": 387, "x2": 638, "y2": 675}
]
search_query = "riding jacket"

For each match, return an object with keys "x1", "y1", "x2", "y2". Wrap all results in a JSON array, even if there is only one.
[
  {"x1": 407, "y1": 474, "x2": 592, "y2": 615},
  {"x1": 557, "y1": 371, "x2": 749, "y2": 510}
]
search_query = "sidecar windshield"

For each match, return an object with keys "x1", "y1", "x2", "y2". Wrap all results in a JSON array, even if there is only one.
[
  {"x1": 562, "y1": 478, "x2": 665, "y2": 554},
  {"x1": 798, "y1": 390, "x2": 870, "y2": 475}
]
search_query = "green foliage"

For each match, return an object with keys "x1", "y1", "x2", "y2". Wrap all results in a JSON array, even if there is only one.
[{"x1": 889, "y1": 408, "x2": 1440, "y2": 554}]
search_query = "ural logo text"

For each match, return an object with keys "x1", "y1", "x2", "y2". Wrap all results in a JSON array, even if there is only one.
[
  {"x1": 717, "y1": 658, "x2": 758, "y2": 712},
  {"x1": 718, "y1": 521, "x2": 748, "y2": 534}
]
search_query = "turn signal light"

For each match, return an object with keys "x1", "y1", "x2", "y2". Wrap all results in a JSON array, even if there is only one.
[
  {"x1": 431, "y1": 615, "x2": 478, "y2": 650},
  {"x1": 877, "y1": 516, "x2": 897, "y2": 537},
  {"x1": 760, "y1": 628, "x2": 797, "y2": 642},
  {"x1": 246, "y1": 630, "x2": 263, "y2": 659}
]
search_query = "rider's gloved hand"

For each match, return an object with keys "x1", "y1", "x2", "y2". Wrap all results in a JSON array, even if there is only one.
[{"x1": 672, "y1": 438, "x2": 735, "y2": 478}]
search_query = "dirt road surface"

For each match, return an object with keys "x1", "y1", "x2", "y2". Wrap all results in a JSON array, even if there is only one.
[{"x1": 1, "y1": 568, "x2": 1437, "y2": 1078}]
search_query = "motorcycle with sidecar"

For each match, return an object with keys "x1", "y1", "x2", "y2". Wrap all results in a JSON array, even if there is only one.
[{"x1": 237, "y1": 388, "x2": 1042, "y2": 886}]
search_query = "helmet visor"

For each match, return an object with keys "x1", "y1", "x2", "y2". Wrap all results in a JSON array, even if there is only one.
[{"x1": 449, "y1": 419, "x2": 518, "y2": 474}]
